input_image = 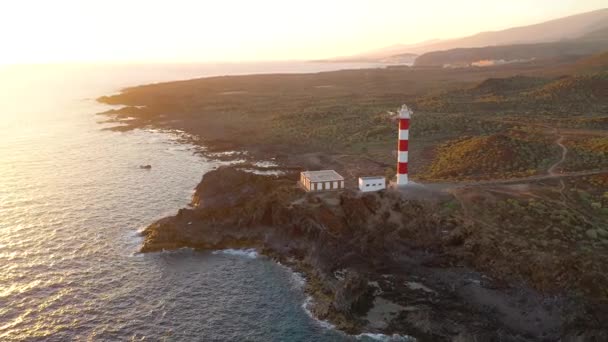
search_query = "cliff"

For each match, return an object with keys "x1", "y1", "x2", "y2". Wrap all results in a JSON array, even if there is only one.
[{"x1": 140, "y1": 166, "x2": 608, "y2": 340}]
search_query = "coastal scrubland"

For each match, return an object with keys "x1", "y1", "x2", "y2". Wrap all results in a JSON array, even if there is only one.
[
  {"x1": 99, "y1": 53, "x2": 608, "y2": 340},
  {"x1": 99, "y1": 55, "x2": 607, "y2": 179}
]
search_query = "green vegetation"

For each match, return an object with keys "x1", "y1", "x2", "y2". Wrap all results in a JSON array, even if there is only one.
[
  {"x1": 98, "y1": 51, "x2": 608, "y2": 181},
  {"x1": 98, "y1": 51, "x2": 608, "y2": 308},
  {"x1": 564, "y1": 116, "x2": 608, "y2": 130},
  {"x1": 422, "y1": 134, "x2": 556, "y2": 180},
  {"x1": 526, "y1": 73, "x2": 607, "y2": 103},
  {"x1": 415, "y1": 72, "x2": 608, "y2": 114},
  {"x1": 563, "y1": 137, "x2": 608, "y2": 171},
  {"x1": 449, "y1": 173, "x2": 608, "y2": 298}
]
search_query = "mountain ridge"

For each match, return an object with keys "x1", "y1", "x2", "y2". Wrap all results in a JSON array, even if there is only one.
[
  {"x1": 324, "y1": 8, "x2": 608, "y2": 63},
  {"x1": 412, "y1": 27, "x2": 608, "y2": 67}
]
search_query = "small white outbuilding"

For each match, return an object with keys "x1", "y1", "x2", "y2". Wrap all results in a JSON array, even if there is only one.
[
  {"x1": 300, "y1": 170, "x2": 345, "y2": 192},
  {"x1": 358, "y1": 176, "x2": 386, "y2": 192}
]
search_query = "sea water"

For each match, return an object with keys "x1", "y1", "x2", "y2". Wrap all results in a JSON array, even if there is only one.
[{"x1": 0, "y1": 62, "x2": 400, "y2": 341}]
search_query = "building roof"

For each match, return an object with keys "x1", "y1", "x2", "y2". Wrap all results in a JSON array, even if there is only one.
[
  {"x1": 301, "y1": 170, "x2": 344, "y2": 182},
  {"x1": 359, "y1": 176, "x2": 385, "y2": 180}
]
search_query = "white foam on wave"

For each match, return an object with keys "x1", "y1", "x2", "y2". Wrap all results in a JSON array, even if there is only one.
[
  {"x1": 242, "y1": 169, "x2": 285, "y2": 176},
  {"x1": 356, "y1": 333, "x2": 416, "y2": 341},
  {"x1": 274, "y1": 261, "x2": 306, "y2": 289},
  {"x1": 290, "y1": 271, "x2": 306, "y2": 288},
  {"x1": 253, "y1": 160, "x2": 279, "y2": 168},
  {"x1": 405, "y1": 281, "x2": 436, "y2": 294},
  {"x1": 159, "y1": 247, "x2": 195, "y2": 255},
  {"x1": 212, "y1": 248, "x2": 258, "y2": 259},
  {"x1": 302, "y1": 296, "x2": 335, "y2": 329},
  {"x1": 136, "y1": 225, "x2": 148, "y2": 234},
  {"x1": 275, "y1": 264, "x2": 331, "y2": 328},
  {"x1": 276, "y1": 262, "x2": 416, "y2": 340}
]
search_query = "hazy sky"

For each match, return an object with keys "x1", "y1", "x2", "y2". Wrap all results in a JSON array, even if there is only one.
[{"x1": 0, "y1": 0, "x2": 605, "y2": 64}]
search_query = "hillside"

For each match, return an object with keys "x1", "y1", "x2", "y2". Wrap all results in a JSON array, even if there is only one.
[
  {"x1": 326, "y1": 8, "x2": 608, "y2": 62},
  {"x1": 415, "y1": 71, "x2": 608, "y2": 114},
  {"x1": 98, "y1": 55, "x2": 608, "y2": 182},
  {"x1": 413, "y1": 27, "x2": 608, "y2": 67},
  {"x1": 557, "y1": 51, "x2": 608, "y2": 74},
  {"x1": 405, "y1": 8, "x2": 608, "y2": 55},
  {"x1": 422, "y1": 134, "x2": 558, "y2": 180}
]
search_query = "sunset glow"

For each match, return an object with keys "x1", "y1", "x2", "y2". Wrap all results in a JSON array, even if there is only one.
[{"x1": 0, "y1": 0, "x2": 605, "y2": 64}]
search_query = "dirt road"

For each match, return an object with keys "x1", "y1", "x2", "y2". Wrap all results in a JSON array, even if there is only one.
[{"x1": 548, "y1": 132, "x2": 567, "y2": 176}]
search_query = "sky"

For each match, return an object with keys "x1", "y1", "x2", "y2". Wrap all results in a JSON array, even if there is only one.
[{"x1": 0, "y1": 0, "x2": 605, "y2": 64}]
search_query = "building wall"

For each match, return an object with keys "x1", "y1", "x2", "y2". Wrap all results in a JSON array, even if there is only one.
[
  {"x1": 300, "y1": 172, "x2": 345, "y2": 192},
  {"x1": 358, "y1": 178, "x2": 386, "y2": 192},
  {"x1": 304, "y1": 179, "x2": 344, "y2": 192}
]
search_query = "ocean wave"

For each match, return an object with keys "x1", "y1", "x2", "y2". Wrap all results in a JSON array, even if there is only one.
[
  {"x1": 157, "y1": 247, "x2": 196, "y2": 255},
  {"x1": 136, "y1": 226, "x2": 148, "y2": 234},
  {"x1": 253, "y1": 160, "x2": 279, "y2": 168},
  {"x1": 290, "y1": 271, "x2": 306, "y2": 288},
  {"x1": 284, "y1": 265, "x2": 415, "y2": 340},
  {"x1": 356, "y1": 333, "x2": 416, "y2": 341},
  {"x1": 302, "y1": 296, "x2": 335, "y2": 329},
  {"x1": 273, "y1": 264, "x2": 333, "y2": 328},
  {"x1": 211, "y1": 248, "x2": 258, "y2": 259}
]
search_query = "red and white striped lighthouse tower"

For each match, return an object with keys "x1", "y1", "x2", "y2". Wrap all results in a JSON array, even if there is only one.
[{"x1": 397, "y1": 104, "x2": 412, "y2": 186}]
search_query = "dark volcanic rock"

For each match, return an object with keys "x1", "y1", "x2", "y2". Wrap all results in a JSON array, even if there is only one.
[
  {"x1": 191, "y1": 167, "x2": 279, "y2": 209},
  {"x1": 140, "y1": 166, "x2": 604, "y2": 340},
  {"x1": 332, "y1": 271, "x2": 373, "y2": 316}
]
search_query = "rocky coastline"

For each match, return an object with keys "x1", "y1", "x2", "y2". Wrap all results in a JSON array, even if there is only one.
[
  {"x1": 140, "y1": 166, "x2": 607, "y2": 341},
  {"x1": 100, "y1": 61, "x2": 608, "y2": 340}
]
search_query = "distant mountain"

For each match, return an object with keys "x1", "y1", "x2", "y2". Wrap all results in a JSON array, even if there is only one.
[
  {"x1": 404, "y1": 8, "x2": 608, "y2": 55},
  {"x1": 350, "y1": 39, "x2": 439, "y2": 59},
  {"x1": 317, "y1": 40, "x2": 437, "y2": 63},
  {"x1": 413, "y1": 26, "x2": 608, "y2": 67},
  {"x1": 323, "y1": 8, "x2": 608, "y2": 63}
]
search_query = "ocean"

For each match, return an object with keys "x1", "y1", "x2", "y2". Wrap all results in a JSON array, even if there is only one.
[{"x1": 0, "y1": 62, "x2": 401, "y2": 341}]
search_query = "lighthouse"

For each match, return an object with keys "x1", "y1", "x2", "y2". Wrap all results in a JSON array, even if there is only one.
[{"x1": 396, "y1": 104, "x2": 412, "y2": 186}]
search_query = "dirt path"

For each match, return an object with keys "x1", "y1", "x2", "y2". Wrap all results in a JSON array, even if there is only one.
[
  {"x1": 546, "y1": 130, "x2": 569, "y2": 200},
  {"x1": 548, "y1": 130, "x2": 567, "y2": 176}
]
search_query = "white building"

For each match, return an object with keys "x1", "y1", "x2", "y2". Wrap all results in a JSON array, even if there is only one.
[
  {"x1": 358, "y1": 176, "x2": 386, "y2": 192},
  {"x1": 300, "y1": 170, "x2": 345, "y2": 192}
]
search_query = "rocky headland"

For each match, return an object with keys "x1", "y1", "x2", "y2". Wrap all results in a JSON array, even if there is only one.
[
  {"x1": 140, "y1": 166, "x2": 607, "y2": 341},
  {"x1": 100, "y1": 56, "x2": 608, "y2": 340}
]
